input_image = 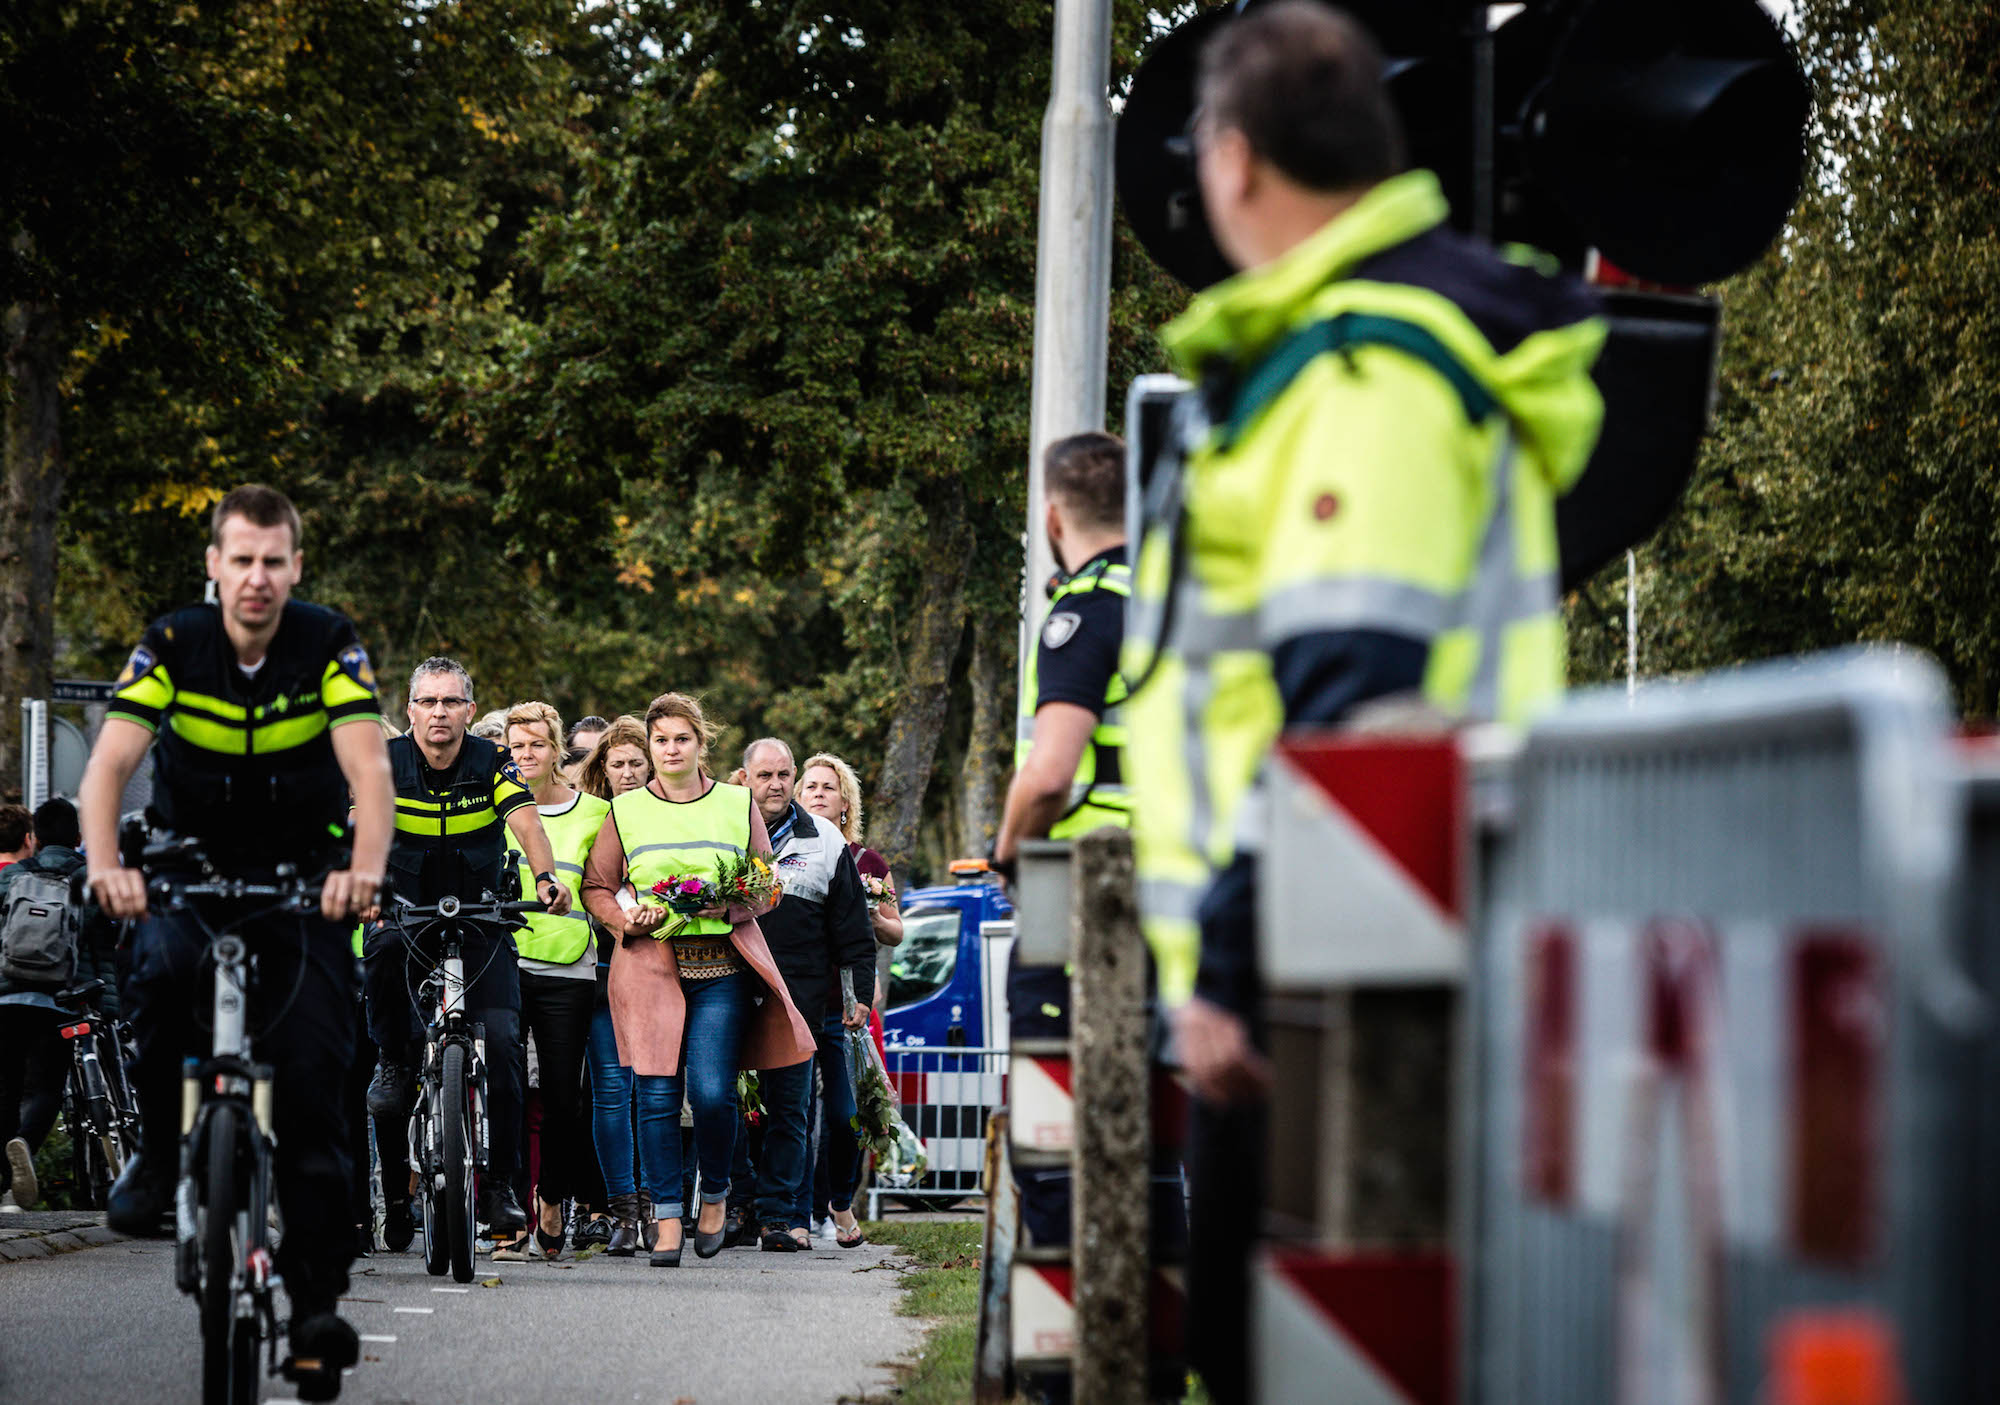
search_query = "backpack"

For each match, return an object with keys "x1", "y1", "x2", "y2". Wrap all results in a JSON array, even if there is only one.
[{"x1": 0, "y1": 866, "x2": 79, "y2": 988}]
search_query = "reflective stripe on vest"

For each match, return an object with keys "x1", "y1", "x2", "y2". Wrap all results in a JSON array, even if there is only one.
[
  {"x1": 608, "y1": 781, "x2": 754, "y2": 939},
  {"x1": 1017, "y1": 559, "x2": 1133, "y2": 836},
  {"x1": 514, "y1": 791, "x2": 611, "y2": 965}
]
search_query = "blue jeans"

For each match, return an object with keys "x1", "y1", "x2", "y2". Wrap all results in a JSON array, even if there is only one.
[
  {"x1": 585, "y1": 1002, "x2": 645, "y2": 1199},
  {"x1": 634, "y1": 972, "x2": 746, "y2": 1218},
  {"x1": 807, "y1": 1014, "x2": 862, "y2": 1216}
]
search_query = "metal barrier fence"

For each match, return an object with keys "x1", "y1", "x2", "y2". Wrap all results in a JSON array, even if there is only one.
[
  {"x1": 865, "y1": 1044, "x2": 1008, "y2": 1219},
  {"x1": 1466, "y1": 651, "x2": 1982, "y2": 1405}
]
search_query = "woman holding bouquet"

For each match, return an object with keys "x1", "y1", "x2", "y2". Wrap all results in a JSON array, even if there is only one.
[
  {"x1": 798, "y1": 753, "x2": 901, "y2": 1246},
  {"x1": 581, "y1": 693, "x2": 814, "y2": 1266}
]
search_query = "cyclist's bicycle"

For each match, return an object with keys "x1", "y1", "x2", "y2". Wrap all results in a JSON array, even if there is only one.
[
  {"x1": 382, "y1": 888, "x2": 538, "y2": 1283},
  {"x1": 54, "y1": 976, "x2": 140, "y2": 1209},
  {"x1": 140, "y1": 833, "x2": 335, "y2": 1405}
]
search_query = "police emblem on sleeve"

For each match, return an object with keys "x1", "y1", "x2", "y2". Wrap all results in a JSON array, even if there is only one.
[
  {"x1": 500, "y1": 760, "x2": 526, "y2": 786},
  {"x1": 337, "y1": 643, "x2": 378, "y2": 692},
  {"x1": 115, "y1": 645, "x2": 157, "y2": 688},
  {"x1": 1041, "y1": 612, "x2": 1082, "y2": 650}
]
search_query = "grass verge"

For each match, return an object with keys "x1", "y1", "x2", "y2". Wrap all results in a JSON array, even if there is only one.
[{"x1": 858, "y1": 1218, "x2": 985, "y2": 1405}]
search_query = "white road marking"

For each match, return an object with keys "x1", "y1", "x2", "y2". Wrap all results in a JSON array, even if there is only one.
[
  {"x1": 392, "y1": 1306, "x2": 434, "y2": 1314},
  {"x1": 358, "y1": 1334, "x2": 398, "y2": 1343},
  {"x1": 431, "y1": 1285, "x2": 472, "y2": 1293}
]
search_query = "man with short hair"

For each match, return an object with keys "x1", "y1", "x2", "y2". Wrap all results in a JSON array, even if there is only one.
[
  {"x1": 361, "y1": 656, "x2": 571, "y2": 1247},
  {"x1": 741, "y1": 737, "x2": 874, "y2": 1251},
  {"x1": 994, "y1": 430, "x2": 1133, "y2": 871},
  {"x1": 1125, "y1": 6, "x2": 1606, "y2": 1399},
  {"x1": 0, "y1": 805, "x2": 30, "y2": 869},
  {"x1": 0, "y1": 798, "x2": 108, "y2": 1209},
  {"x1": 79, "y1": 483, "x2": 395, "y2": 1398}
]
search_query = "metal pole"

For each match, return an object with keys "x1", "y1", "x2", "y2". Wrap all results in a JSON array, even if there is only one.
[
  {"x1": 20, "y1": 699, "x2": 48, "y2": 809},
  {"x1": 1626, "y1": 550, "x2": 1638, "y2": 700},
  {"x1": 1021, "y1": 0, "x2": 1116, "y2": 703}
]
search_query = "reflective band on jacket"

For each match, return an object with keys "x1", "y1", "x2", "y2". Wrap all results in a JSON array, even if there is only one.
[
  {"x1": 609, "y1": 781, "x2": 753, "y2": 939},
  {"x1": 514, "y1": 792, "x2": 611, "y2": 965},
  {"x1": 1018, "y1": 559, "x2": 1133, "y2": 839}
]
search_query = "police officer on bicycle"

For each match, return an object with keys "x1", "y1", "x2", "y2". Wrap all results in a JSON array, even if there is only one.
[
  {"x1": 360, "y1": 655, "x2": 571, "y2": 1249},
  {"x1": 79, "y1": 484, "x2": 396, "y2": 1397}
]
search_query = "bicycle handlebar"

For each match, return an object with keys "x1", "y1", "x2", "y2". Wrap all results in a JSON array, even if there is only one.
[{"x1": 388, "y1": 893, "x2": 545, "y2": 923}]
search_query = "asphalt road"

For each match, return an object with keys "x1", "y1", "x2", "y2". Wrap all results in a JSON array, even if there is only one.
[{"x1": 0, "y1": 1227, "x2": 925, "y2": 1405}]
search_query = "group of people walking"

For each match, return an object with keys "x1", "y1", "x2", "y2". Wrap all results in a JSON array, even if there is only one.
[{"x1": 358, "y1": 671, "x2": 906, "y2": 1268}]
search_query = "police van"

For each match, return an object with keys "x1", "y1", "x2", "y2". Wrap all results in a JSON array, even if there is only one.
[{"x1": 877, "y1": 863, "x2": 1014, "y2": 1201}]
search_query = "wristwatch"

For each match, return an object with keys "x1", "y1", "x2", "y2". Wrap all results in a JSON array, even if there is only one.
[{"x1": 535, "y1": 870, "x2": 557, "y2": 892}]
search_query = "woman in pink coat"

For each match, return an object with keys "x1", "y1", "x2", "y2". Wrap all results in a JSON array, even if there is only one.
[{"x1": 580, "y1": 692, "x2": 813, "y2": 1265}]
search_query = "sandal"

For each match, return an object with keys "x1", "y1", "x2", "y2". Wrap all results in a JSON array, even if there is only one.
[
  {"x1": 535, "y1": 1197, "x2": 566, "y2": 1260},
  {"x1": 832, "y1": 1210, "x2": 866, "y2": 1249}
]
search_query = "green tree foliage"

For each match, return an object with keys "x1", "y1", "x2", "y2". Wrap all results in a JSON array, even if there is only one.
[{"x1": 1568, "y1": 1, "x2": 2000, "y2": 714}]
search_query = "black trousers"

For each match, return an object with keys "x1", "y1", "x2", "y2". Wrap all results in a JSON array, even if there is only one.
[
  {"x1": 361, "y1": 923, "x2": 523, "y2": 1190},
  {"x1": 1186, "y1": 1095, "x2": 1264, "y2": 1405},
  {"x1": 514, "y1": 971, "x2": 593, "y2": 1207},
  {"x1": 126, "y1": 908, "x2": 356, "y2": 1314},
  {"x1": 0, "y1": 1003, "x2": 67, "y2": 1180},
  {"x1": 344, "y1": 981, "x2": 377, "y2": 1227}
]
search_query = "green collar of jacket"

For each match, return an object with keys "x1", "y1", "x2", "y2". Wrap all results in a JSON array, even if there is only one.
[{"x1": 1163, "y1": 169, "x2": 1449, "y2": 373}]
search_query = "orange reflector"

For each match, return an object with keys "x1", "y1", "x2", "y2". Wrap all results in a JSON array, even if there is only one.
[
  {"x1": 1769, "y1": 1310, "x2": 1906, "y2": 1405},
  {"x1": 59, "y1": 1021, "x2": 91, "y2": 1040},
  {"x1": 949, "y1": 858, "x2": 992, "y2": 875}
]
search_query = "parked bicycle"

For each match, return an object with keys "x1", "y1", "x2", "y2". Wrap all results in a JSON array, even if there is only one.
[
  {"x1": 54, "y1": 976, "x2": 139, "y2": 1210},
  {"x1": 381, "y1": 886, "x2": 539, "y2": 1283},
  {"x1": 140, "y1": 832, "x2": 335, "y2": 1405}
]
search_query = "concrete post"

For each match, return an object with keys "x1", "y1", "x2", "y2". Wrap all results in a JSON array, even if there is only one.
[
  {"x1": 1070, "y1": 827, "x2": 1149, "y2": 1404},
  {"x1": 1021, "y1": 0, "x2": 1115, "y2": 704}
]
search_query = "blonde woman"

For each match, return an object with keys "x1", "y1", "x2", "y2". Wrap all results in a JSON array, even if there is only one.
[
  {"x1": 797, "y1": 752, "x2": 901, "y2": 1247},
  {"x1": 575, "y1": 715, "x2": 654, "y2": 1253},
  {"x1": 580, "y1": 693, "x2": 814, "y2": 1265}
]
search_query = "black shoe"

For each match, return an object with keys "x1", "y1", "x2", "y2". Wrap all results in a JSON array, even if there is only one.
[
  {"x1": 758, "y1": 1226, "x2": 798, "y2": 1253},
  {"x1": 382, "y1": 1198, "x2": 416, "y2": 1252},
  {"x1": 352, "y1": 1224, "x2": 374, "y2": 1258},
  {"x1": 286, "y1": 1310, "x2": 360, "y2": 1402},
  {"x1": 365, "y1": 1060, "x2": 416, "y2": 1120},
  {"x1": 480, "y1": 1184, "x2": 528, "y2": 1236},
  {"x1": 723, "y1": 1203, "x2": 751, "y2": 1248},
  {"x1": 650, "y1": 1224, "x2": 683, "y2": 1268},
  {"x1": 105, "y1": 1153, "x2": 173, "y2": 1238},
  {"x1": 575, "y1": 1214, "x2": 613, "y2": 1250}
]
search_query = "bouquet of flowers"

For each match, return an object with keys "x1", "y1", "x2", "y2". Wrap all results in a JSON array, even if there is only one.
[
  {"x1": 644, "y1": 850, "x2": 782, "y2": 940},
  {"x1": 862, "y1": 873, "x2": 897, "y2": 906},
  {"x1": 848, "y1": 1030, "x2": 928, "y2": 1185}
]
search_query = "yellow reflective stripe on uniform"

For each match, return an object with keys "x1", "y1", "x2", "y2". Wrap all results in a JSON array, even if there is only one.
[
  {"x1": 175, "y1": 689, "x2": 248, "y2": 721},
  {"x1": 393, "y1": 809, "x2": 497, "y2": 836},
  {"x1": 321, "y1": 658, "x2": 373, "y2": 711},
  {"x1": 252, "y1": 712, "x2": 328, "y2": 753},
  {"x1": 170, "y1": 712, "x2": 248, "y2": 755},
  {"x1": 115, "y1": 667, "x2": 174, "y2": 714}
]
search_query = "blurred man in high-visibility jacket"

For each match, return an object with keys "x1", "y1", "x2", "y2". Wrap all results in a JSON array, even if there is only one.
[{"x1": 1124, "y1": 5, "x2": 1606, "y2": 1399}]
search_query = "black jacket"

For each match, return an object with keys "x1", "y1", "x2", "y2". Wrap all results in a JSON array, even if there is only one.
[{"x1": 758, "y1": 803, "x2": 875, "y2": 1019}]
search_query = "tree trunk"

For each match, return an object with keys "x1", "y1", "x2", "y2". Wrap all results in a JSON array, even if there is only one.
[
  {"x1": 1, "y1": 265, "x2": 65, "y2": 802},
  {"x1": 956, "y1": 605, "x2": 1016, "y2": 858},
  {"x1": 869, "y1": 485, "x2": 971, "y2": 876}
]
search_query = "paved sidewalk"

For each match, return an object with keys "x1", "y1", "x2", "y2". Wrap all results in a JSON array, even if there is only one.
[{"x1": 0, "y1": 1207, "x2": 128, "y2": 1260}]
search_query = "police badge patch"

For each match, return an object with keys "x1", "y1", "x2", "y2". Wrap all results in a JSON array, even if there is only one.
[
  {"x1": 1041, "y1": 612, "x2": 1082, "y2": 649},
  {"x1": 115, "y1": 645, "x2": 158, "y2": 688},
  {"x1": 336, "y1": 643, "x2": 378, "y2": 693},
  {"x1": 500, "y1": 760, "x2": 527, "y2": 787}
]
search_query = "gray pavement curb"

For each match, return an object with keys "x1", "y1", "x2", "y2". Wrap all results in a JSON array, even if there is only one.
[{"x1": 0, "y1": 1223, "x2": 129, "y2": 1260}]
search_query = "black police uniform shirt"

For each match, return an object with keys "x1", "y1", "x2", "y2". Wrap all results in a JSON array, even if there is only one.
[
  {"x1": 1036, "y1": 546, "x2": 1127, "y2": 719},
  {"x1": 107, "y1": 600, "x2": 382, "y2": 867},
  {"x1": 385, "y1": 732, "x2": 535, "y2": 904}
]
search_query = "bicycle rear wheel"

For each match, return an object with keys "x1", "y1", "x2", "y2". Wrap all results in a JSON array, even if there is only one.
[
  {"x1": 441, "y1": 1042, "x2": 476, "y2": 1284},
  {"x1": 200, "y1": 1104, "x2": 258, "y2": 1405}
]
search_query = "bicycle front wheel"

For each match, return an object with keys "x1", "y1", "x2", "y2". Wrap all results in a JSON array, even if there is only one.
[
  {"x1": 200, "y1": 1104, "x2": 258, "y2": 1405},
  {"x1": 441, "y1": 1042, "x2": 476, "y2": 1284}
]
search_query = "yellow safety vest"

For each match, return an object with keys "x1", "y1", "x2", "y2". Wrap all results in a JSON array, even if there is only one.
[
  {"x1": 1017, "y1": 557, "x2": 1134, "y2": 840},
  {"x1": 1125, "y1": 170, "x2": 1606, "y2": 1003},
  {"x1": 608, "y1": 780, "x2": 754, "y2": 939},
  {"x1": 513, "y1": 791, "x2": 611, "y2": 965}
]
